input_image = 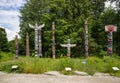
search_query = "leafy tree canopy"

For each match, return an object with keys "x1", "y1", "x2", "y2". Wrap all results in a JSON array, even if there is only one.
[
  {"x1": 19, "y1": 0, "x2": 120, "y2": 57},
  {"x1": 0, "y1": 27, "x2": 8, "y2": 52}
]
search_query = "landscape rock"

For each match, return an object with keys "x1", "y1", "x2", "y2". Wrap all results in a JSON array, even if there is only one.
[
  {"x1": 73, "y1": 71, "x2": 88, "y2": 76},
  {"x1": 93, "y1": 72, "x2": 110, "y2": 77},
  {"x1": 44, "y1": 71, "x2": 61, "y2": 76}
]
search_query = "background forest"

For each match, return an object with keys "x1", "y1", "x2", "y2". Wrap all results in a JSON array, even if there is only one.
[{"x1": 0, "y1": 0, "x2": 120, "y2": 58}]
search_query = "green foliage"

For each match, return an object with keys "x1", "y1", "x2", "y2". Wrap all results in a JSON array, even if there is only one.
[
  {"x1": 100, "y1": 7, "x2": 117, "y2": 25},
  {"x1": 0, "y1": 55, "x2": 120, "y2": 77},
  {"x1": 19, "y1": 58, "x2": 52, "y2": 73},
  {"x1": 19, "y1": 0, "x2": 108, "y2": 57},
  {"x1": 8, "y1": 40, "x2": 15, "y2": 53},
  {"x1": 0, "y1": 27, "x2": 9, "y2": 52},
  {"x1": 0, "y1": 61, "x2": 23, "y2": 73},
  {"x1": 99, "y1": 50, "x2": 107, "y2": 57},
  {"x1": 98, "y1": 7, "x2": 120, "y2": 56},
  {"x1": 54, "y1": 58, "x2": 75, "y2": 71},
  {"x1": 0, "y1": 51, "x2": 2, "y2": 59},
  {"x1": 0, "y1": 52, "x2": 14, "y2": 62},
  {"x1": 8, "y1": 39, "x2": 27, "y2": 55}
]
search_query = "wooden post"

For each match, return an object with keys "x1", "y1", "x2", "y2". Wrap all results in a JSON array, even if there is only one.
[
  {"x1": 84, "y1": 18, "x2": 89, "y2": 57},
  {"x1": 61, "y1": 39, "x2": 76, "y2": 58},
  {"x1": 26, "y1": 33, "x2": 30, "y2": 57},
  {"x1": 15, "y1": 35, "x2": 18, "y2": 59},
  {"x1": 52, "y1": 21, "x2": 56, "y2": 59}
]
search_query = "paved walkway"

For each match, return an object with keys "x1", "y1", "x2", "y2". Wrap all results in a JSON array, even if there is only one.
[{"x1": 0, "y1": 72, "x2": 120, "y2": 83}]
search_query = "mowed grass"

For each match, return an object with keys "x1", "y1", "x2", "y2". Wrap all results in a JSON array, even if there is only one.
[{"x1": 0, "y1": 52, "x2": 120, "y2": 77}]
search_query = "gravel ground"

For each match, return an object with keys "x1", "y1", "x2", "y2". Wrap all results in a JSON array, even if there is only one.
[{"x1": 0, "y1": 72, "x2": 120, "y2": 83}]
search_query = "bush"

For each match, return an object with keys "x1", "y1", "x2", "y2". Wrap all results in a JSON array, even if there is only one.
[
  {"x1": 0, "y1": 60, "x2": 23, "y2": 73},
  {"x1": 19, "y1": 57, "x2": 52, "y2": 74},
  {"x1": 0, "y1": 51, "x2": 2, "y2": 59},
  {"x1": 0, "y1": 52, "x2": 14, "y2": 62}
]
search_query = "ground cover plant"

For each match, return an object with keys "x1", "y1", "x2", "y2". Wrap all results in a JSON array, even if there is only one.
[{"x1": 0, "y1": 52, "x2": 120, "y2": 77}]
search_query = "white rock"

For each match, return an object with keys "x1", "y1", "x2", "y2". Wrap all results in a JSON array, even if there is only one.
[
  {"x1": 93, "y1": 72, "x2": 110, "y2": 76},
  {"x1": 44, "y1": 71, "x2": 61, "y2": 76},
  {"x1": 74, "y1": 71, "x2": 88, "y2": 76}
]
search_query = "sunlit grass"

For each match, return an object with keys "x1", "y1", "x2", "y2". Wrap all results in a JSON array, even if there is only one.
[{"x1": 0, "y1": 52, "x2": 120, "y2": 77}]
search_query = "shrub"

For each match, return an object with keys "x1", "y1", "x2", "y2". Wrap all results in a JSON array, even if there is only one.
[
  {"x1": 0, "y1": 60, "x2": 23, "y2": 73},
  {"x1": 0, "y1": 52, "x2": 14, "y2": 62}
]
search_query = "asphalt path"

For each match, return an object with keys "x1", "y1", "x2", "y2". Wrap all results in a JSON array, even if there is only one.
[{"x1": 0, "y1": 72, "x2": 120, "y2": 83}]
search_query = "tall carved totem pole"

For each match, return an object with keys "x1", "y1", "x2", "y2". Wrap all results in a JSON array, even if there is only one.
[
  {"x1": 52, "y1": 21, "x2": 56, "y2": 59},
  {"x1": 84, "y1": 18, "x2": 89, "y2": 57},
  {"x1": 61, "y1": 39, "x2": 76, "y2": 58},
  {"x1": 29, "y1": 23, "x2": 45, "y2": 57},
  {"x1": 15, "y1": 35, "x2": 18, "y2": 59},
  {"x1": 26, "y1": 33, "x2": 30, "y2": 56},
  {"x1": 105, "y1": 25, "x2": 117, "y2": 57}
]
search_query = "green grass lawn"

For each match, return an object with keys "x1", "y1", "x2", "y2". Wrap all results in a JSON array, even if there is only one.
[{"x1": 0, "y1": 52, "x2": 120, "y2": 77}]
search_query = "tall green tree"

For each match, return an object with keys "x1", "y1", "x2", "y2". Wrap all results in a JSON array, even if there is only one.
[
  {"x1": 91, "y1": 2, "x2": 120, "y2": 56},
  {"x1": 106, "y1": 0, "x2": 120, "y2": 55},
  {"x1": 0, "y1": 27, "x2": 8, "y2": 52},
  {"x1": 8, "y1": 40, "x2": 15, "y2": 53},
  {"x1": 19, "y1": 0, "x2": 107, "y2": 57},
  {"x1": 19, "y1": 0, "x2": 46, "y2": 55}
]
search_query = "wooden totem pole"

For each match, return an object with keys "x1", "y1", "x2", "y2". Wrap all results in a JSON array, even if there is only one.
[
  {"x1": 15, "y1": 35, "x2": 18, "y2": 59},
  {"x1": 61, "y1": 39, "x2": 76, "y2": 58},
  {"x1": 52, "y1": 21, "x2": 56, "y2": 59},
  {"x1": 29, "y1": 23, "x2": 45, "y2": 57},
  {"x1": 26, "y1": 33, "x2": 30, "y2": 57},
  {"x1": 84, "y1": 18, "x2": 89, "y2": 57},
  {"x1": 105, "y1": 25, "x2": 117, "y2": 57}
]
